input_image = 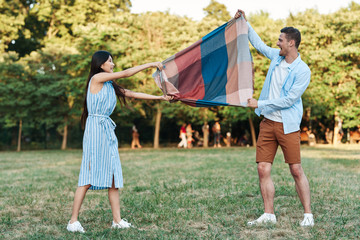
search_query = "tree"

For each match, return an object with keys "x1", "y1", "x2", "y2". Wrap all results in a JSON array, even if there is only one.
[
  {"x1": 0, "y1": 0, "x2": 32, "y2": 53},
  {"x1": 287, "y1": 2, "x2": 360, "y2": 143},
  {"x1": 203, "y1": 0, "x2": 231, "y2": 22},
  {"x1": 1, "y1": 2, "x2": 359, "y2": 149},
  {"x1": 0, "y1": 52, "x2": 34, "y2": 151},
  {"x1": 22, "y1": 45, "x2": 78, "y2": 149}
]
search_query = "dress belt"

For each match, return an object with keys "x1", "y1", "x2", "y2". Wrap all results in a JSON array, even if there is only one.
[{"x1": 88, "y1": 114, "x2": 116, "y2": 144}]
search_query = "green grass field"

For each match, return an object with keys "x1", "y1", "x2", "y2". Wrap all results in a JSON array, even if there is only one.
[{"x1": 1, "y1": 145, "x2": 359, "y2": 239}]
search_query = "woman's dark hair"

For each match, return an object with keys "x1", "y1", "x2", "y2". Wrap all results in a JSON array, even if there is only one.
[{"x1": 81, "y1": 50, "x2": 126, "y2": 129}]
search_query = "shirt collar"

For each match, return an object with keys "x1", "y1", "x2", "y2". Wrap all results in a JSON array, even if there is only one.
[
  {"x1": 276, "y1": 53, "x2": 302, "y2": 70},
  {"x1": 289, "y1": 53, "x2": 302, "y2": 71}
]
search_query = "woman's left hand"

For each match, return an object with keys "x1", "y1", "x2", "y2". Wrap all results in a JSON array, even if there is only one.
[
  {"x1": 162, "y1": 95, "x2": 174, "y2": 101},
  {"x1": 152, "y1": 62, "x2": 163, "y2": 71}
]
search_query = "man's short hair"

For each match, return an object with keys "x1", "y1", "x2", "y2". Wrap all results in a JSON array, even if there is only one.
[{"x1": 281, "y1": 27, "x2": 301, "y2": 49}]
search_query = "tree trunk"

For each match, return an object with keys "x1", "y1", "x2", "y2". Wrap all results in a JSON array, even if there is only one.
[
  {"x1": 17, "y1": 119, "x2": 22, "y2": 152},
  {"x1": 333, "y1": 112, "x2": 339, "y2": 145},
  {"x1": 203, "y1": 122, "x2": 209, "y2": 148},
  {"x1": 203, "y1": 108, "x2": 209, "y2": 148},
  {"x1": 61, "y1": 119, "x2": 68, "y2": 150},
  {"x1": 248, "y1": 117, "x2": 256, "y2": 147},
  {"x1": 44, "y1": 124, "x2": 47, "y2": 149},
  {"x1": 153, "y1": 105, "x2": 162, "y2": 149}
]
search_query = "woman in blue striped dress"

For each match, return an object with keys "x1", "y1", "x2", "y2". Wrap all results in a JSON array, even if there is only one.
[{"x1": 67, "y1": 51, "x2": 172, "y2": 233}]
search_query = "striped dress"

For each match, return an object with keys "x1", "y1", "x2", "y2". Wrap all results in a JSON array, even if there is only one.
[{"x1": 78, "y1": 79, "x2": 123, "y2": 190}]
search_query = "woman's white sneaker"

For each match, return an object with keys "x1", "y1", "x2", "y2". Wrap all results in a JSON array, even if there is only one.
[
  {"x1": 112, "y1": 219, "x2": 132, "y2": 229},
  {"x1": 247, "y1": 213, "x2": 277, "y2": 226},
  {"x1": 67, "y1": 220, "x2": 85, "y2": 233},
  {"x1": 300, "y1": 213, "x2": 314, "y2": 227}
]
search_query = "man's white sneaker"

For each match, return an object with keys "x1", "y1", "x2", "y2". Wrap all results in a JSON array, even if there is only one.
[
  {"x1": 111, "y1": 219, "x2": 132, "y2": 229},
  {"x1": 247, "y1": 213, "x2": 277, "y2": 226},
  {"x1": 67, "y1": 220, "x2": 85, "y2": 233},
  {"x1": 300, "y1": 213, "x2": 314, "y2": 227}
]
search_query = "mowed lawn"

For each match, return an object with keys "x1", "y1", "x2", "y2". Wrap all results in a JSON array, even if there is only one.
[{"x1": 1, "y1": 145, "x2": 359, "y2": 239}]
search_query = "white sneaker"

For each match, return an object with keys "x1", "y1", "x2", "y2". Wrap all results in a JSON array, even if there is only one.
[
  {"x1": 112, "y1": 219, "x2": 132, "y2": 229},
  {"x1": 247, "y1": 213, "x2": 277, "y2": 226},
  {"x1": 67, "y1": 220, "x2": 85, "y2": 233},
  {"x1": 300, "y1": 214, "x2": 314, "y2": 227}
]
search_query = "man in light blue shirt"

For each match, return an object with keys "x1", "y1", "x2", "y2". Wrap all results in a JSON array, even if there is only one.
[{"x1": 235, "y1": 10, "x2": 314, "y2": 227}]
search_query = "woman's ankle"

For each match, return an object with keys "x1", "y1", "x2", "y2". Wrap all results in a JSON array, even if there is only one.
[{"x1": 113, "y1": 217, "x2": 122, "y2": 223}]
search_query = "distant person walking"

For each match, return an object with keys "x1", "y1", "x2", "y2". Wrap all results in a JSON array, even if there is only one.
[
  {"x1": 67, "y1": 50, "x2": 172, "y2": 233},
  {"x1": 178, "y1": 123, "x2": 187, "y2": 148},
  {"x1": 186, "y1": 123, "x2": 194, "y2": 148},
  {"x1": 131, "y1": 125, "x2": 142, "y2": 149},
  {"x1": 235, "y1": 10, "x2": 314, "y2": 227},
  {"x1": 212, "y1": 121, "x2": 221, "y2": 148}
]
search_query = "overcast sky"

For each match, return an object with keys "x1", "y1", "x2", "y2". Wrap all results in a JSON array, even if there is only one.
[{"x1": 130, "y1": 0, "x2": 358, "y2": 21}]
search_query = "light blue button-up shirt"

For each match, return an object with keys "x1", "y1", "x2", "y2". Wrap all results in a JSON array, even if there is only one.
[{"x1": 247, "y1": 23, "x2": 311, "y2": 134}]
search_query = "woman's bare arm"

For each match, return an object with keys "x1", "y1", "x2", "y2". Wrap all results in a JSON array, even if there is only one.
[
  {"x1": 124, "y1": 89, "x2": 173, "y2": 101},
  {"x1": 92, "y1": 62, "x2": 163, "y2": 84}
]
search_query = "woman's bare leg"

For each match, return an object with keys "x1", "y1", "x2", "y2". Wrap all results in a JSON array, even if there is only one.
[
  {"x1": 70, "y1": 184, "x2": 91, "y2": 223},
  {"x1": 108, "y1": 178, "x2": 121, "y2": 223}
]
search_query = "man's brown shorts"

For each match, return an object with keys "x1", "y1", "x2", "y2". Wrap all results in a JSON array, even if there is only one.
[{"x1": 256, "y1": 118, "x2": 301, "y2": 164}]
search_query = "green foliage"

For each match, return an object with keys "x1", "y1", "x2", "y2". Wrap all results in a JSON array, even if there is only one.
[
  {"x1": 0, "y1": 1, "x2": 359, "y2": 149},
  {"x1": 203, "y1": 0, "x2": 231, "y2": 22},
  {"x1": 21, "y1": 44, "x2": 76, "y2": 129},
  {"x1": 286, "y1": 4, "x2": 360, "y2": 128},
  {"x1": 0, "y1": 52, "x2": 32, "y2": 126},
  {"x1": 0, "y1": 0, "x2": 32, "y2": 53}
]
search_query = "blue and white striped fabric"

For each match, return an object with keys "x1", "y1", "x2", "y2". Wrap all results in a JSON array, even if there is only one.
[{"x1": 78, "y1": 79, "x2": 123, "y2": 190}]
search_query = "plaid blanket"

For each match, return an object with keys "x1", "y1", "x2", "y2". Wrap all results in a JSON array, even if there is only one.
[{"x1": 153, "y1": 17, "x2": 253, "y2": 107}]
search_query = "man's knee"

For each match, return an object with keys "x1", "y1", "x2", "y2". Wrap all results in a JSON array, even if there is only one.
[
  {"x1": 257, "y1": 162, "x2": 272, "y2": 178},
  {"x1": 290, "y1": 164, "x2": 304, "y2": 178}
]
